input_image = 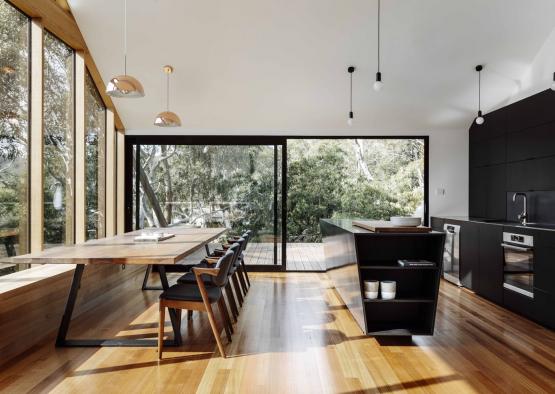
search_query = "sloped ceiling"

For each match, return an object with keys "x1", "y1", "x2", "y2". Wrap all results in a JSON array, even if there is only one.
[{"x1": 69, "y1": 0, "x2": 555, "y2": 133}]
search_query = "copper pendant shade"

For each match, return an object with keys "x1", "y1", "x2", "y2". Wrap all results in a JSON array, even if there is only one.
[
  {"x1": 154, "y1": 65, "x2": 181, "y2": 127},
  {"x1": 106, "y1": 74, "x2": 144, "y2": 98},
  {"x1": 106, "y1": 0, "x2": 145, "y2": 98}
]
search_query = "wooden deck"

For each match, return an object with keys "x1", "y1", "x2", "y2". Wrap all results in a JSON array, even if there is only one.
[
  {"x1": 245, "y1": 242, "x2": 325, "y2": 271},
  {"x1": 178, "y1": 242, "x2": 326, "y2": 271}
]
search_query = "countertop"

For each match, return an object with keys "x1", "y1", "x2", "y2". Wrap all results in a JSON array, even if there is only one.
[
  {"x1": 321, "y1": 218, "x2": 442, "y2": 234},
  {"x1": 432, "y1": 216, "x2": 555, "y2": 232}
]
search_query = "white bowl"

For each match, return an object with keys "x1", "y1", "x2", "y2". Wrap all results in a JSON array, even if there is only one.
[
  {"x1": 381, "y1": 291, "x2": 396, "y2": 300},
  {"x1": 390, "y1": 216, "x2": 422, "y2": 227},
  {"x1": 364, "y1": 291, "x2": 379, "y2": 299}
]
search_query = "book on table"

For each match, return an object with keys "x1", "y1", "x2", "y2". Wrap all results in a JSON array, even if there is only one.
[{"x1": 134, "y1": 232, "x2": 175, "y2": 242}]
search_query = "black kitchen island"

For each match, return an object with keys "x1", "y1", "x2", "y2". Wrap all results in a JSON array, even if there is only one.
[{"x1": 320, "y1": 219, "x2": 445, "y2": 336}]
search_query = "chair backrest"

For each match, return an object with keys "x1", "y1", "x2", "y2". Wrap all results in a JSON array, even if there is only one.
[
  {"x1": 233, "y1": 237, "x2": 247, "y2": 267},
  {"x1": 212, "y1": 249, "x2": 236, "y2": 287}
]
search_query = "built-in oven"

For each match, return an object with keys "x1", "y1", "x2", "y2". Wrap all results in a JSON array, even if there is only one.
[
  {"x1": 443, "y1": 223, "x2": 461, "y2": 286},
  {"x1": 501, "y1": 232, "x2": 534, "y2": 298}
]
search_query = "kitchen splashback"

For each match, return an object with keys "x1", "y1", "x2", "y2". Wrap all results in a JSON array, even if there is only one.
[{"x1": 506, "y1": 191, "x2": 555, "y2": 224}]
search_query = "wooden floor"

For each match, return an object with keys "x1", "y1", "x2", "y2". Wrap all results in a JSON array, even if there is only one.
[
  {"x1": 1, "y1": 272, "x2": 554, "y2": 393},
  {"x1": 245, "y1": 242, "x2": 326, "y2": 271}
]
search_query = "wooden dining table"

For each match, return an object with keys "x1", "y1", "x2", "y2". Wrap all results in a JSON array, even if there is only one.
[{"x1": 12, "y1": 226, "x2": 227, "y2": 348}]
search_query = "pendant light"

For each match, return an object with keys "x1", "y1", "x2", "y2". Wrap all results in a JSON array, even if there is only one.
[
  {"x1": 475, "y1": 65, "x2": 485, "y2": 125},
  {"x1": 551, "y1": 72, "x2": 555, "y2": 91},
  {"x1": 106, "y1": 0, "x2": 145, "y2": 98},
  {"x1": 154, "y1": 65, "x2": 181, "y2": 127},
  {"x1": 373, "y1": 0, "x2": 383, "y2": 92},
  {"x1": 347, "y1": 66, "x2": 355, "y2": 126}
]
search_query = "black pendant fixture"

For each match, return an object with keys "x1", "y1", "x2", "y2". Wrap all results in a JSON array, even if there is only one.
[
  {"x1": 373, "y1": 0, "x2": 383, "y2": 92},
  {"x1": 475, "y1": 65, "x2": 484, "y2": 125},
  {"x1": 551, "y1": 72, "x2": 555, "y2": 91},
  {"x1": 347, "y1": 66, "x2": 355, "y2": 126}
]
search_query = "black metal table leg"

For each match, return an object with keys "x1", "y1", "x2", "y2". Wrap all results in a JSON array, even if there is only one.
[
  {"x1": 55, "y1": 264, "x2": 180, "y2": 348},
  {"x1": 142, "y1": 264, "x2": 163, "y2": 291},
  {"x1": 157, "y1": 265, "x2": 182, "y2": 346},
  {"x1": 56, "y1": 264, "x2": 85, "y2": 347}
]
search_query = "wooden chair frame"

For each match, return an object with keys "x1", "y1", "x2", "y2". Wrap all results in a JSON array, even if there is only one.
[{"x1": 158, "y1": 267, "x2": 232, "y2": 359}]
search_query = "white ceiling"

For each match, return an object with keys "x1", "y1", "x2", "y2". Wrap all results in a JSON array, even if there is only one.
[{"x1": 69, "y1": 0, "x2": 555, "y2": 133}]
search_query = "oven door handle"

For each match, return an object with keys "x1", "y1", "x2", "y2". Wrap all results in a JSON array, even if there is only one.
[{"x1": 501, "y1": 243, "x2": 533, "y2": 252}]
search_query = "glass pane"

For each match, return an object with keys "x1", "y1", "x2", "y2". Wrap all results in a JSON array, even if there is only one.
[
  {"x1": 286, "y1": 138, "x2": 425, "y2": 271},
  {"x1": 43, "y1": 32, "x2": 74, "y2": 248},
  {"x1": 0, "y1": 0, "x2": 29, "y2": 276},
  {"x1": 135, "y1": 144, "x2": 283, "y2": 267},
  {"x1": 84, "y1": 71, "x2": 106, "y2": 240}
]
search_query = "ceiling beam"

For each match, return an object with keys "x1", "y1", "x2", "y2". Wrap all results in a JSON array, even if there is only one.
[{"x1": 8, "y1": 0, "x2": 125, "y2": 130}]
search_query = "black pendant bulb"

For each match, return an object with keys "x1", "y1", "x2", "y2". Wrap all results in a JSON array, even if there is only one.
[
  {"x1": 347, "y1": 66, "x2": 355, "y2": 126},
  {"x1": 475, "y1": 65, "x2": 484, "y2": 125},
  {"x1": 373, "y1": 0, "x2": 383, "y2": 92}
]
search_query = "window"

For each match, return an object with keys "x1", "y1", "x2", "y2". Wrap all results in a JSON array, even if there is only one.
[
  {"x1": 0, "y1": 0, "x2": 30, "y2": 275},
  {"x1": 43, "y1": 31, "x2": 74, "y2": 248},
  {"x1": 84, "y1": 71, "x2": 106, "y2": 240}
]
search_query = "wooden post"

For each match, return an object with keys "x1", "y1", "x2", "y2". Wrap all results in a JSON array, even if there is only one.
[
  {"x1": 74, "y1": 51, "x2": 86, "y2": 244},
  {"x1": 30, "y1": 19, "x2": 44, "y2": 253},
  {"x1": 105, "y1": 110, "x2": 116, "y2": 236}
]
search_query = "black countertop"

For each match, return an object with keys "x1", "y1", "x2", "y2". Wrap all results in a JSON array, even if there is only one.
[
  {"x1": 321, "y1": 218, "x2": 443, "y2": 234},
  {"x1": 433, "y1": 216, "x2": 555, "y2": 232}
]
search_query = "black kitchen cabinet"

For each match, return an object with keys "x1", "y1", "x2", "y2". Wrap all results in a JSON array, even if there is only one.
[
  {"x1": 486, "y1": 164, "x2": 506, "y2": 220},
  {"x1": 476, "y1": 224, "x2": 503, "y2": 304},
  {"x1": 470, "y1": 136, "x2": 506, "y2": 167},
  {"x1": 534, "y1": 289, "x2": 555, "y2": 329},
  {"x1": 459, "y1": 221, "x2": 480, "y2": 290},
  {"x1": 469, "y1": 167, "x2": 487, "y2": 218},
  {"x1": 534, "y1": 246, "x2": 555, "y2": 295},
  {"x1": 507, "y1": 156, "x2": 555, "y2": 191},
  {"x1": 507, "y1": 121, "x2": 555, "y2": 162}
]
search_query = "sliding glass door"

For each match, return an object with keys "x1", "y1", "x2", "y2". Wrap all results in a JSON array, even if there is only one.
[{"x1": 127, "y1": 137, "x2": 285, "y2": 270}]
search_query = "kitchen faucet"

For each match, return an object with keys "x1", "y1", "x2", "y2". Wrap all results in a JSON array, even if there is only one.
[{"x1": 512, "y1": 192, "x2": 528, "y2": 225}]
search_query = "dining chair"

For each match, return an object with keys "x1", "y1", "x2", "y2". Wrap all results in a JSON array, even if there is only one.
[
  {"x1": 158, "y1": 250, "x2": 235, "y2": 359},
  {"x1": 177, "y1": 242, "x2": 243, "y2": 323}
]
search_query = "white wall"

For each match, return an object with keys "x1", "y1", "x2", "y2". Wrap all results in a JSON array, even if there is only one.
[
  {"x1": 127, "y1": 128, "x2": 470, "y2": 219},
  {"x1": 510, "y1": 27, "x2": 555, "y2": 103}
]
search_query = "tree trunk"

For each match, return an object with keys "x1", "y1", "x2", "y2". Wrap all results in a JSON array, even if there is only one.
[{"x1": 353, "y1": 139, "x2": 373, "y2": 182}]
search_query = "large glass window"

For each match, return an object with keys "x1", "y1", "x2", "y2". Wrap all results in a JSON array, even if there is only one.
[
  {"x1": 84, "y1": 71, "x2": 106, "y2": 240},
  {"x1": 132, "y1": 144, "x2": 283, "y2": 267},
  {"x1": 0, "y1": 1, "x2": 29, "y2": 276},
  {"x1": 43, "y1": 31, "x2": 74, "y2": 247}
]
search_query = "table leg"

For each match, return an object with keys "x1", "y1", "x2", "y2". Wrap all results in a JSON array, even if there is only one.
[
  {"x1": 56, "y1": 264, "x2": 85, "y2": 347},
  {"x1": 157, "y1": 265, "x2": 182, "y2": 346}
]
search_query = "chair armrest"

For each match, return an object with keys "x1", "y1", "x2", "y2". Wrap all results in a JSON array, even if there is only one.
[
  {"x1": 204, "y1": 257, "x2": 219, "y2": 265},
  {"x1": 192, "y1": 266, "x2": 219, "y2": 277}
]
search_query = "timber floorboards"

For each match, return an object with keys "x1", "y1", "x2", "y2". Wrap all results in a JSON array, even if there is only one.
[{"x1": 0, "y1": 272, "x2": 554, "y2": 393}]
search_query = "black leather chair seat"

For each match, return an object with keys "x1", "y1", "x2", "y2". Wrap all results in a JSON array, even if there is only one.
[{"x1": 160, "y1": 283, "x2": 221, "y2": 303}]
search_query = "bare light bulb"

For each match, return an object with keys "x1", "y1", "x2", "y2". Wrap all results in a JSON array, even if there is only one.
[
  {"x1": 373, "y1": 72, "x2": 383, "y2": 92},
  {"x1": 347, "y1": 111, "x2": 353, "y2": 126},
  {"x1": 475, "y1": 116, "x2": 485, "y2": 125},
  {"x1": 551, "y1": 81, "x2": 555, "y2": 91}
]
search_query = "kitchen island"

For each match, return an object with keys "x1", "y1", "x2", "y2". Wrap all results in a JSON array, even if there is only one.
[{"x1": 320, "y1": 219, "x2": 445, "y2": 336}]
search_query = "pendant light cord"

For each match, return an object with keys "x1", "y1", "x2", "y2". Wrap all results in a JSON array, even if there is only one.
[
  {"x1": 123, "y1": 0, "x2": 127, "y2": 75},
  {"x1": 350, "y1": 72, "x2": 353, "y2": 112},
  {"x1": 166, "y1": 72, "x2": 170, "y2": 111},
  {"x1": 478, "y1": 69, "x2": 481, "y2": 112},
  {"x1": 377, "y1": 0, "x2": 380, "y2": 72}
]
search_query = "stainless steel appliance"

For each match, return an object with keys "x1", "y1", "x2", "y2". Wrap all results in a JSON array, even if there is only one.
[
  {"x1": 501, "y1": 232, "x2": 534, "y2": 298},
  {"x1": 443, "y1": 223, "x2": 461, "y2": 286}
]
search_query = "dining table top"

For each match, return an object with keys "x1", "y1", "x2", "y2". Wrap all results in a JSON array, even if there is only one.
[{"x1": 12, "y1": 226, "x2": 228, "y2": 265}]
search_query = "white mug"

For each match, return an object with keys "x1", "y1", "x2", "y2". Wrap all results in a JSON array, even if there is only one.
[
  {"x1": 364, "y1": 280, "x2": 379, "y2": 292},
  {"x1": 381, "y1": 281, "x2": 396, "y2": 299}
]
